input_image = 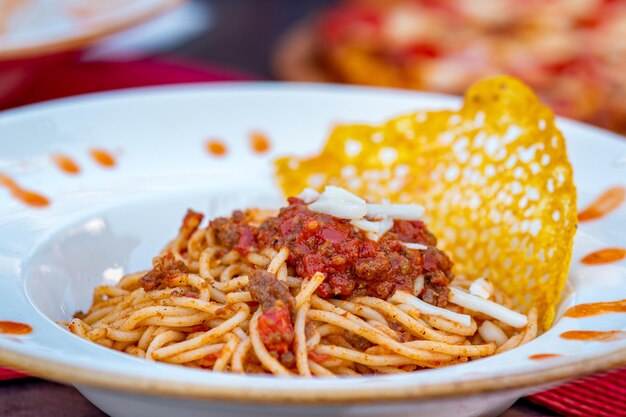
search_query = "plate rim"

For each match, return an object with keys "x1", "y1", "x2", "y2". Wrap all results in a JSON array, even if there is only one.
[
  {"x1": 0, "y1": 81, "x2": 625, "y2": 404},
  {"x1": 1, "y1": 81, "x2": 624, "y2": 147},
  {"x1": 1, "y1": 336, "x2": 625, "y2": 403}
]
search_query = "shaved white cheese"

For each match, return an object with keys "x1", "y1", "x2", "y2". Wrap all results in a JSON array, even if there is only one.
[
  {"x1": 297, "y1": 188, "x2": 320, "y2": 204},
  {"x1": 351, "y1": 217, "x2": 394, "y2": 234},
  {"x1": 352, "y1": 217, "x2": 394, "y2": 242},
  {"x1": 413, "y1": 275, "x2": 425, "y2": 296},
  {"x1": 367, "y1": 203, "x2": 425, "y2": 220},
  {"x1": 308, "y1": 199, "x2": 367, "y2": 219},
  {"x1": 401, "y1": 242, "x2": 428, "y2": 250},
  {"x1": 308, "y1": 186, "x2": 368, "y2": 219},
  {"x1": 449, "y1": 287, "x2": 528, "y2": 328},
  {"x1": 470, "y1": 277, "x2": 493, "y2": 300},
  {"x1": 390, "y1": 290, "x2": 472, "y2": 327},
  {"x1": 320, "y1": 186, "x2": 366, "y2": 205},
  {"x1": 307, "y1": 186, "x2": 426, "y2": 223},
  {"x1": 478, "y1": 321, "x2": 508, "y2": 347},
  {"x1": 306, "y1": 186, "x2": 427, "y2": 242}
]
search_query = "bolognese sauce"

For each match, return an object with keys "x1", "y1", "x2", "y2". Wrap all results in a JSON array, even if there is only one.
[{"x1": 210, "y1": 197, "x2": 453, "y2": 307}]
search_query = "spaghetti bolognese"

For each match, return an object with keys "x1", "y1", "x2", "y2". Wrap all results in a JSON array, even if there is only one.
[{"x1": 63, "y1": 186, "x2": 537, "y2": 377}]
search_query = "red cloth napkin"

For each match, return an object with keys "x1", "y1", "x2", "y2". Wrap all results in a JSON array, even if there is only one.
[{"x1": 1, "y1": 55, "x2": 254, "y2": 110}]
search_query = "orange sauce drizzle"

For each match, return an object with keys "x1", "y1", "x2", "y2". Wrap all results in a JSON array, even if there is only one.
[
  {"x1": 564, "y1": 299, "x2": 626, "y2": 318},
  {"x1": 560, "y1": 330, "x2": 626, "y2": 342},
  {"x1": 0, "y1": 174, "x2": 50, "y2": 208},
  {"x1": 206, "y1": 139, "x2": 227, "y2": 156},
  {"x1": 0, "y1": 321, "x2": 32, "y2": 335},
  {"x1": 90, "y1": 149, "x2": 116, "y2": 168},
  {"x1": 578, "y1": 186, "x2": 626, "y2": 222},
  {"x1": 250, "y1": 131, "x2": 271, "y2": 154},
  {"x1": 529, "y1": 353, "x2": 562, "y2": 360},
  {"x1": 581, "y1": 248, "x2": 626, "y2": 265},
  {"x1": 52, "y1": 154, "x2": 81, "y2": 175}
]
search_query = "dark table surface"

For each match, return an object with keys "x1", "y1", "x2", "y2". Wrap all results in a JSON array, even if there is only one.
[
  {"x1": 162, "y1": 0, "x2": 337, "y2": 78},
  {"x1": 0, "y1": 1, "x2": 562, "y2": 416},
  {"x1": 0, "y1": 378, "x2": 558, "y2": 417}
]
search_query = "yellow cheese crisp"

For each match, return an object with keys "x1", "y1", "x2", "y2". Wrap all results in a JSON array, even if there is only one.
[{"x1": 275, "y1": 76, "x2": 577, "y2": 330}]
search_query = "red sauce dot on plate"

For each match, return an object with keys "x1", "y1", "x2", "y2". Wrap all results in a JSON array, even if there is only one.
[
  {"x1": 529, "y1": 353, "x2": 562, "y2": 360},
  {"x1": 0, "y1": 321, "x2": 32, "y2": 335},
  {"x1": 52, "y1": 154, "x2": 81, "y2": 175},
  {"x1": 560, "y1": 330, "x2": 626, "y2": 342},
  {"x1": 90, "y1": 149, "x2": 116, "y2": 168},
  {"x1": 564, "y1": 299, "x2": 626, "y2": 318},
  {"x1": 250, "y1": 131, "x2": 271, "y2": 154},
  {"x1": 0, "y1": 174, "x2": 50, "y2": 208},
  {"x1": 206, "y1": 139, "x2": 227, "y2": 156},
  {"x1": 581, "y1": 248, "x2": 626, "y2": 265},
  {"x1": 578, "y1": 186, "x2": 626, "y2": 222}
]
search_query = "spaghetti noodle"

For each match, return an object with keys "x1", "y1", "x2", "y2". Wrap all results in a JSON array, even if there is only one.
[{"x1": 63, "y1": 186, "x2": 537, "y2": 376}]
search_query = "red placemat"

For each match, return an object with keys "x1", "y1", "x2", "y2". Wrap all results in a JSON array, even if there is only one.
[
  {"x1": 0, "y1": 368, "x2": 27, "y2": 381},
  {"x1": 1, "y1": 55, "x2": 255, "y2": 110},
  {"x1": 529, "y1": 368, "x2": 626, "y2": 417}
]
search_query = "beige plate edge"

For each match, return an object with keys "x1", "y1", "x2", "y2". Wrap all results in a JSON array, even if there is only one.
[
  {"x1": 0, "y1": 0, "x2": 184, "y2": 61},
  {"x1": 1, "y1": 342, "x2": 625, "y2": 404}
]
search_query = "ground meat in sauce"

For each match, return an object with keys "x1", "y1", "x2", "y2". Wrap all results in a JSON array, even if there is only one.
[
  {"x1": 389, "y1": 321, "x2": 412, "y2": 343},
  {"x1": 139, "y1": 253, "x2": 189, "y2": 291},
  {"x1": 344, "y1": 332, "x2": 374, "y2": 351},
  {"x1": 257, "y1": 198, "x2": 454, "y2": 306},
  {"x1": 209, "y1": 210, "x2": 258, "y2": 255},
  {"x1": 256, "y1": 304, "x2": 294, "y2": 356},
  {"x1": 248, "y1": 270, "x2": 295, "y2": 314},
  {"x1": 248, "y1": 270, "x2": 296, "y2": 358},
  {"x1": 279, "y1": 351, "x2": 295, "y2": 368},
  {"x1": 205, "y1": 197, "x2": 454, "y2": 307}
]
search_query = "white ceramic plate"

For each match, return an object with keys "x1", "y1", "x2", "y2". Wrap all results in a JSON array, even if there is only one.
[
  {"x1": 0, "y1": 0, "x2": 183, "y2": 60},
  {"x1": 0, "y1": 83, "x2": 625, "y2": 417}
]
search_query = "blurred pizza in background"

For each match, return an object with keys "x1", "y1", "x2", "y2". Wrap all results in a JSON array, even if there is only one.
[{"x1": 275, "y1": 0, "x2": 626, "y2": 133}]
